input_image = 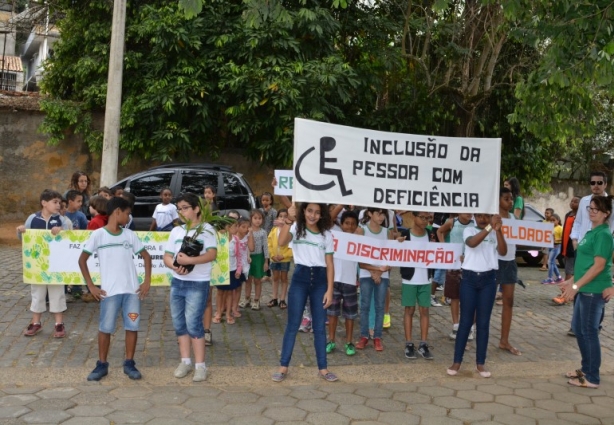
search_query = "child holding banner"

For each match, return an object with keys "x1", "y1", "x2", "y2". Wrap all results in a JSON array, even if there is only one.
[
  {"x1": 447, "y1": 211, "x2": 507, "y2": 378},
  {"x1": 399, "y1": 212, "x2": 436, "y2": 360},
  {"x1": 437, "y1": 213, "x2": 475, "y2": 340},
  {"x1": 271, "y1": 203, "x2": 336, "y2": 383},
  {"x1": 163, "y1": 193, "x2": 217, "y2": 382},
  {"x1": 355, "y1": 208, "x2": 393, "y2": 352},
  {"x1": 326, "y1": 210, "x2": 359, "y2": 356},
  {"x1": 17, "y1": 189, "x2": 71, "y2": 338},
  {"x1": 79, "y1": 197, "x2": 152, "y2": 381}
]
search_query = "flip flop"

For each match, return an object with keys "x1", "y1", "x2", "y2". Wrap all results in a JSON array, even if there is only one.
[
  {"x1": 279, "y1": 300, "x2": 287, "y2": 310},
  {"x1": 233, "y1": 311, "x2": 242, "y2": 318},
  {"x1": 499, "y1": 345, "x2": 522, "y2": 356},
  {"x1": 267, "y1": 299, "x2": 278, "y2": 308},
  {"x1": 212, "y1": 316, "x2": 222, "y2": 324},
  {"x1": 568, "y1": 377, "x2": 599, "y2": 389},
  {"x1": 226, "y1": 317, "x2": 235, "y2": 325},
  {"x1": 565, "y1": 369, "x2": 584, "y2": 379}
]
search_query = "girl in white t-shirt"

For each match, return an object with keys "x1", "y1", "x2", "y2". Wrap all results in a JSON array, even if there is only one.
[
  {"x1": 447, "y1": 213, "x2": 506, "y2": 379},
  {"x1": 150, "y1": 188, "x2": 179, "y2": 231},
  {"x1": 355, "y1": 208, "x2": 392, "y2": 352},
  {"x1": 163, "y1": 193, "x2": 217, "y2": 382},
  {"x1": 272, "y1": 203, "x2": 337, "y2": 383}
]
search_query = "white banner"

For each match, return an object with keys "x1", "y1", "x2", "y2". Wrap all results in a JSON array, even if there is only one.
[
  {"x1": 293, "y1": 118, "x2": 501, "y2": 213},
  {"x1": 274, "y1": 170, "x2": 294, "y2": 196},
  {"x1": 331, "y1": 230, "x2": 463, "y2": 269},
  {"x1": 501, "y1": 219, "x2": 554, "y2": 248}
]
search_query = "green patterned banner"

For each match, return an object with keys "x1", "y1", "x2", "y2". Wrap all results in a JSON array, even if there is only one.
[
  {"x1": 210, "y1": 231, "x2": 230, "y2": 286},
  {"x1": 22, "y1": 230, "x2": 173, "y2": 285}
]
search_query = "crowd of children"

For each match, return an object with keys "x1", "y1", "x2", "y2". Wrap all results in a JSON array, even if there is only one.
[{"x1": 18, "y1": 172, "x2": 548, "y2": 384}]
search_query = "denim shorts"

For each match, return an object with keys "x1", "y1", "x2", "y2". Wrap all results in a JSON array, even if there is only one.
[
  {"x1": 99, "y1": 293, "x2": 140, "y2": 334},
  {"x1": 270, "y1": 261, "x2": 291, "y2": 272},
  {"x1": 170, "y1": 278, "x2": 209, "y2": 339},
  {"x1": 496, "y1": 259, "x2": 518, "y2": 285}
]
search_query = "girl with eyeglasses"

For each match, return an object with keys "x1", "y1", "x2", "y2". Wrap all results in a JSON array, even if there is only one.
[{"x1": 163, "y1": 193, "x2": 217, "y2": 382}]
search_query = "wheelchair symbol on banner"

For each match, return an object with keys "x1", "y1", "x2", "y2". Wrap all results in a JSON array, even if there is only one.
[{"x1": 294, "y1": 137, "x2": 353, "y2": 197}]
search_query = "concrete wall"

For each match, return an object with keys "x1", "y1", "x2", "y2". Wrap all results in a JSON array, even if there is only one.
[
  {"x1": 526, "y1": 180, "x2": 596, "y2": 218},
  {"x1": 0, "y1": 110, "x2": 275, "y2": 221},
  {"x1": 1, "y1": 108, "x2": 602, "y2": 222}
]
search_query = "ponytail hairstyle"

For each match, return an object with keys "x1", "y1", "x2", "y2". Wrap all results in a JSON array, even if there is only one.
[{"x1": 295, "y1": 202, "x2": 331, "y2": 239}]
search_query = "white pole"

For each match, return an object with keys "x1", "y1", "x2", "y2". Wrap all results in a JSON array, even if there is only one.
[{"x1": 100, "y1": 0, "x2": 126, "y2": 186}]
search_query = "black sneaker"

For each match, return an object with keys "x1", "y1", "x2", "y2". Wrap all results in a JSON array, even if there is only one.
[
  {"x1": 418, "y1": 343, "x2": 434, "y2": 360},
  {"x1": 123, "y1": 359, "x2": 142, "y2": 380},
  {"x1": 404, "y1": 343, "x2": 416, "y2": 359},
  {"x1": 87, "y1": 360, "x2": 109, "y2": 381},
  {"x1": 567, "y1": 328, "x2": 576, "y2": 337}
]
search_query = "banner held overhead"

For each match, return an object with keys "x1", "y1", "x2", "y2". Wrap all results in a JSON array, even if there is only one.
[{"x1": 293, "y1": 118, "x2": 501, "y2": 213}]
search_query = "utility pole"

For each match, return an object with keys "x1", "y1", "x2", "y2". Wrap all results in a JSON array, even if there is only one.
[{"x1": 100, "y1": 0, "x2": 126, "y2": 186}]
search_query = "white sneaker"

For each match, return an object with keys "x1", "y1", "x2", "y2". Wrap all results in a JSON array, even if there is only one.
[
  {"x1": 193, "y1": 367, "x2": 208, "y2": 382},
  {"x1": 238, "y1": 297, "x2": 251, "y2": 308},
  {"x1": 251, "y1": 299, "x2": 261, "y2": 310},
  {"x1": 468, "y1": 328, "x2": 475, "y2": 341},
  {"x1": 449, "y1": 330, "x2": 457, "y2": 340},
  {"x1": 430, "y1": 296, "x2": 443, "y2": 307},
  {"x1": 174, "y1": 362, "x2": 192, "y2": 378}
]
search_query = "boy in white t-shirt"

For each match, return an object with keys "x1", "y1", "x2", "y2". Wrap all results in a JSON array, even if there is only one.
[
  {"x1": 326, "y1": 211, "x2": 359, "y2": 356},
  {"x1": 149, "y1": 187, "x2": 179, "y2": 231},
  {"x1": 398, "y1": 211, "x2": 436, "y2": 360},
  {"x1": 79, "y1": 197, "x2": 152, "y2": 382}
]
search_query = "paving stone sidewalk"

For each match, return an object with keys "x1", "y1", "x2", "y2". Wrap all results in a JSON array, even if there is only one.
[
  {"x1": 1, "y1": 245, "x2": 614, "y2": 424},
  {"x1": 0, "y1": 376, "x2": 613, "y2": 424}
]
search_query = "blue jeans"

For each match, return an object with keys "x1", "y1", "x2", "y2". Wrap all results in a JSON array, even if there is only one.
[
  {"x1": 359, "y1": 277, "x2": 389, "y2": 339},
  {"x1": 170, "y1": 278, "x2": 210, "y2": 339},
  {"x1": 454, "y1": 269, "x2": 497, "y2": 365},
  {"x1": 572, "y1": 292, "x2": 605, "y2": 385},
  {"x1": 434, "y1": 269, "x2": 446, "y2": 285},
  {"x1": 99, "y1": 293, "x2": 140, "y2": 334},
  {"x1": 548, "y1": 245, "x2": 562, "y2": 280},
  {"x1": 280, "y1": 265, "x2": 328, "y2": 370}
]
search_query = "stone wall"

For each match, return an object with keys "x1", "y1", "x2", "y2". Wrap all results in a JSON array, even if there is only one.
[{"x1": 0, "y1": 109, "x2": 275, "y2": 221}]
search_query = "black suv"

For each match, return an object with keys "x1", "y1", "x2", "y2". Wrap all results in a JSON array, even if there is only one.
[{"x1": 111, "y1": 164, "x2": 258, "y2": 230}]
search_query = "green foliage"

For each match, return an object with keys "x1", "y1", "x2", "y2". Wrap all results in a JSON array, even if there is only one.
[
  {"x1": 41, "y1": 0, "x2": 358, "y2": 167},
  {"x1": 40, "y1": 0, "x2": 614, "y2": 190}
]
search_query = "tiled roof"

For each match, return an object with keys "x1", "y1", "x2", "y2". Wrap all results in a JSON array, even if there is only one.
[{"x1": 0, "y1": 56, "x2": 22, "y2": 72}]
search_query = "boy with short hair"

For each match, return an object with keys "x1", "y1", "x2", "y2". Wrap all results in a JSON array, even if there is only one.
[
  {"x1": 326, "y1": 210, "x2": 360, "y2": 356},
  {"x1": 65, "y1": 190, "x2": 89, "y2": 230},
  {"x1": 17, "y1": 189, "x2": 70, "y2": 338},
  {"x1": 78, "y1": 197, "x2": 151, "y2": 381},
  {"x1": 399, "y1": 211, "x2": 435, "y2": 360}
]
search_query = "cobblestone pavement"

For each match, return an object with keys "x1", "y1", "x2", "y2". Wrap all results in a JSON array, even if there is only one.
[{"x1": 0, "y1": 245, "x2": 613, "y2": 424}]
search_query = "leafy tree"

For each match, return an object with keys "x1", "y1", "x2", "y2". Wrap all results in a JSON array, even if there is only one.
[{"x1": 40, "y1": 0, "x2": 358, "y2": 167}]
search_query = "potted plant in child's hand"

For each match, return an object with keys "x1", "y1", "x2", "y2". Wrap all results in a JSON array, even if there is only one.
[{"x1": 174, "y1": 197, "x2": 234, "y2": 272}]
